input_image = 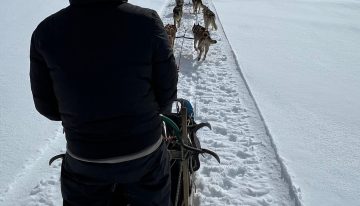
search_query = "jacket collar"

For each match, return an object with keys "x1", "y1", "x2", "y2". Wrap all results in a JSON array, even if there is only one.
[{"x1": 69, "y1": 0, "x2": 127, "y2": 5}]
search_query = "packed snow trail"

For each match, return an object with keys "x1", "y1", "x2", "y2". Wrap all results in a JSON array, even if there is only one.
[
  {"x1": 1, "y1": 0, "x2": 295, "y2": 205},
  {"x1": 0, "y1": 128, "x2": 65, "y2": 206},
  {"x1": 162, "y1": 0, "x2": 295, "y2": 205}
]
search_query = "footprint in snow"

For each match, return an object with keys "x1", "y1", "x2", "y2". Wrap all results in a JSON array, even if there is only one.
[
  {"x1": 244, "y1": 187, "x2": 270, "y2": 197},
  {"x1": 257, "y1": 199, "x2": 272, "y2": 206},
  {"x1": 228, "y1": 134, "x2": 237, "y2": 142},
  {"x1": 241, "y1": 115, "x2": 250, "y2": 119},
  {"x1": 213, "y1": 126, "x2": 227, "y2": 135},
  {"x1": 208, "y1": 186, "x2": 225, "y2": 198},
  {"x1": 217, "y1": 97, "x2": 226, "y2": 102},
  {"x1": 236, "y1": 150, "x2": 253, "y2": 159},
  {"x1": 227, "y1": 166, "x2": 246, "y2": 178},
  {"x1": 211, "y1": 141, "x2": 226, "y2": 148},
  {"x1": 201, "y1": 166, "x2": 222, "y2": 177},
  {"x1": 221, "y1": 177, "x2": 234, "y2": 190},
  {"x1": 242, "y1": 139, "x2": 263, "y2": 147},
  {"x1": 243, "y1": 159, "x2": 259, "y2": 165}
]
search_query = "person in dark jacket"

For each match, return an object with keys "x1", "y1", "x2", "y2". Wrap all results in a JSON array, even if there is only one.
[{"x1": 30, "y1": 0, "x2": 178, "y2": 205}]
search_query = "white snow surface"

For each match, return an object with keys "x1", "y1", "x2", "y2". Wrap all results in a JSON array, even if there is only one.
[
  {"x1": 0, "y1": 0, "x2": 358, "y2": 205},
  {"x1": 0, "y1": 0, "x2": 66, "y2": 203},
  {"x1": 162, "y1": 1, "x2": 293, "y2": 205},
  {"x1": 213, "y1": 0, "x2": 360, "y2": 205}
]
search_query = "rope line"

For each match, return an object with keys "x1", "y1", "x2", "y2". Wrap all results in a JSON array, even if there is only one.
[
  {"x1": 177, "y1": 29, "x2": 188, "y2": 68},
  {"x1": 175, "y1": 35, "x2": 194, "y2": 39},
  {"x1": 175, "y1": 0, "x2": 193, "y2": 69}
]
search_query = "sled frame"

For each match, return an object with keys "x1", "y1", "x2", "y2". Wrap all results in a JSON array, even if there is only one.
[{"x1": 163, "y1": 107, "x2": 194, "y2": 206}]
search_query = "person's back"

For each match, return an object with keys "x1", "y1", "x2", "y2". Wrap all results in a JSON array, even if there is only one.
[{"x1": 30, "y1": 0, "x2": 177, "y2": 205}]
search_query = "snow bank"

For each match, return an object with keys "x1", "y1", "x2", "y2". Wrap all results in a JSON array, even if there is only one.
[{"x1": 213, "y1": 0, "x2": 360, "y2": 205}]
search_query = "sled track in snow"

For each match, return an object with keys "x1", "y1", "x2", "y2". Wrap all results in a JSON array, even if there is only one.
[
  {"x1": 162, "y1": 0, "x2": 299, "y2": 205},
  {"x1": 209, "y1": 3, "x2": 303, "y2": 206},
  {"x1": 0, "y1": 127, "x2": 65, "y2": 206}
]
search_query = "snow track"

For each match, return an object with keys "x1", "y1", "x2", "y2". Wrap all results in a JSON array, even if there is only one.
[
  {"x1": 0, "y1": 128, "x2": 65, "y2": 206},
  {"x1": 162, "y1": 0, "x2": 295, "y2": 205}
]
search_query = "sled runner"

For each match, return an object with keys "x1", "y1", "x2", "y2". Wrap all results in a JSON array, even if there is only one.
[{"x1": 162, "y1": 99, "x2": 220, "y2": 206}]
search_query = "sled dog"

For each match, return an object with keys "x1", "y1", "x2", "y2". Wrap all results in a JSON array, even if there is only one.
[
  {"x1": 173, "y1": 5, "x2": 183, "y2": 28},
  {"x1": 192, "y1": 23, "x2": 208, "y2": 50},
  {"x1": 164, "y1": 24, "x2": 177, "y2": 49},
  {"x1": 202, "y1": 5, "x2": 217, "y2": 30},
  {"x1": 192, "y1": 24, "x2": 216, "y2": 61},
  {"x1": 197, "y1": 35, "x2": 217, "y2": 61},
  {"x1": 176, "y1": 0, "x2": 184, "y2": 7},
  {"x1": 192, "y1": 0, "x2": 203, "y2": 14}
]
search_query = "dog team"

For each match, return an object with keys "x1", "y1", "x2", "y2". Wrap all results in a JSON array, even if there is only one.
[{"x1": 164, "y1": 0, "x2": 217, "y2": 61}]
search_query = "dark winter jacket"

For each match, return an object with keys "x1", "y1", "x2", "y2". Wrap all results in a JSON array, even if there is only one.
[{"x1": 30, "y1": 0, "x2": 178, "y2": 159}]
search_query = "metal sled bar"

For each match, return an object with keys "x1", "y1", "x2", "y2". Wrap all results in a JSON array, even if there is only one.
[
  {"x1": 174, "y1": 162, "x2": 183, "y2": 206},
  {"x1": 182, "y1": 160, "x2": 190, "y2": 206}
]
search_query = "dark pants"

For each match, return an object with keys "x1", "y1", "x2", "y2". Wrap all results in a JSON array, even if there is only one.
[{"x1": 60, "y1": 143, "x2": 171, "y2": 206}]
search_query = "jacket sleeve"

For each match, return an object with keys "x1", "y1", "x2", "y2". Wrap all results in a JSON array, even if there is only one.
[
  {"x1": 151, "y1": 11, "x2": 178, "y2": 114},
  {"x1": 30, "y1": 30, "x2": 61, "y2": 121}
]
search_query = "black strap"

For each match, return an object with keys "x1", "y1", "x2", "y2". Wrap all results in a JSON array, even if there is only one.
[{"x1": 49, "y1": 153, "x2": 66, "y2": 166}]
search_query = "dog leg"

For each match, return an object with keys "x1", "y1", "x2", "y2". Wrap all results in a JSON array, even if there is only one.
[
  {"x1": 204, "y1": 19, "x2": 209, "y2": 31},
  {"x1": 203, "y1": 44, "x2": 209, "y2": 61},
  {"x1": 197, "y1": 46, "x2": 203, "y2": 61},
  {"x1": 194, "y1": 38, "x2": 198, "y2": 51}
]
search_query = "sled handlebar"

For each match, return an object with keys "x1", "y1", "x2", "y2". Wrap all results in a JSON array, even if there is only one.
[{"x1": 160, "y1": 114, "x2": 220, "y2": 163}]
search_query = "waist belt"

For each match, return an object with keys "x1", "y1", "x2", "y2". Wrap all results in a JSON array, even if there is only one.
[{"x1": 49, "y1": 137, "x2": 163, "y2": 165}]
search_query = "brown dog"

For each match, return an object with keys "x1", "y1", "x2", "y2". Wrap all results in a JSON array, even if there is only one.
[
  {"x1": 192, "y1": 24, "x2": 217, "y2": 61},
  {"x1": 197, "y1": 35, "x2": 217, "y2": 61},
  {"x1": 164, "y1": 24, "x2": 177, "y2": 49}
]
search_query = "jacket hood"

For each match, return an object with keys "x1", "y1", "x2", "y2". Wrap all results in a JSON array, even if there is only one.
[{"x1": 69, "y1": 0, "x2": 127, "y2": 5}]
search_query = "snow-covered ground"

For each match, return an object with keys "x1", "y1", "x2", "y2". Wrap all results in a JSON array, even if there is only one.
[
  {"x1": 162, "y1": 1, "x2": 294, "y2": 205},
  {"x1": 1, "y1": 0, "x2": 359, "y2": 205},
  {"x1": 213, "y1": 0, "x2": 360, "y2": 205},
  {"x1": 0, "y1": 0, "x2": 66, "y2": 203}
]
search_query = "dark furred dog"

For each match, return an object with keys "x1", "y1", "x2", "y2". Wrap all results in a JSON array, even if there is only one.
[
  {"x1": 202, "y1": 5, "x2": 217, "y2": 30},
  {"x1": 176, "y1": 0, "x2": 184, "y2": 7},
  {"x1": 192, "y1": 24, "x2": 217, "y2": 61},
  {"x1": 173, "y1": 5, "x2": 183, "y2": 28}
]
